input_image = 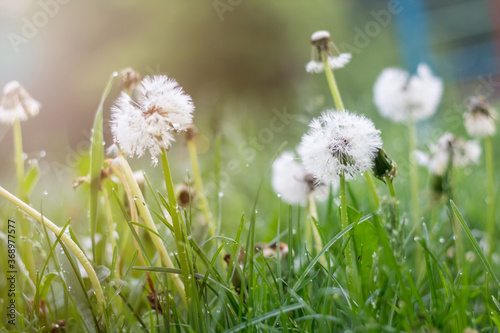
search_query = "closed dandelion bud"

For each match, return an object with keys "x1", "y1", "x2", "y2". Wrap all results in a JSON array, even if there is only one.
[
  {"x1": 372, "y1": 148, "x2": 397, "y2": 182},
  {"x1": 176, "y1": 183, "x2": 195, "y2": 208},
  {"x1": 185, "y1": 124, "x2": 198, "y2": 141},
  {"x1": 0, "y1": 81, "x2": 41, "y2": 124},
  {"x1": 464, "y1": 96, "x2": 497, "y2": 138},
  {"x1": 118, "y1": 67, "x2": 141, "y2": 93},
  {"x1": 306, "y1": 30, "x2": 351, "y2": 73}
]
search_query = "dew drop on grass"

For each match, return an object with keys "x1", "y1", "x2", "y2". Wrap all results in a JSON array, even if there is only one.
[
  {"x1": 452, "y1": 235, "x2": 457, "y2": 240},
  {"x1": 43, "y1": 191, "x2": 48, "y2": 196},
  {"x1": 218, "y1": 192, "x2": 224, "y2": 198},
  {"x1": 439, "y1": 238, "x2": 445, "y2": 243},
  {"x1": 277, "y1": 193, "x2": 281, "y2": 198},
  {"x1": 40, "y1": 151, "x2": 46, "y2": 158},
  {"x1": 22, "y1": 153, "x2": 28, "y2": 161}
]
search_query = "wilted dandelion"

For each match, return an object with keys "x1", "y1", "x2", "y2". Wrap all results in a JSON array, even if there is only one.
[
  {"x1": 298, "y1": 110, "x2": 382, "y2": 182},
  {"x1": 118, "y1": 67, "x2": 141, "y2": 93},
  {"x1": 0, "y1": 81, "x2": 41, "y2": 124},
  {"x1": 109, "y1": 75, "x2": 194, "y2": 164},
  {"x1": 272, "y1": 151, "x2": 330, "y2": 205},
  {"x1": 414, "y1": 132, "x2": 481, "y2": 176},
  {"x1": 305, "y1": 30, "x2": 351, "y2": 73},
  {"x1": 464, "y1": 96, "x2": 497, "y2": 138},
  {"x1": 373, "y1": 63, "x2": 442, "y2": 123}
]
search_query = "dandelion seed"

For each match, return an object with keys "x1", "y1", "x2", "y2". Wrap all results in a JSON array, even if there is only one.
[
  {"x1": 110, "y1": 75, "x2": 194, "y2": 165},
  {"x1": 464, "y1": 96, "x2": 497, "y2": 138},
  {"x1": 0, "y1": 81, "x2": 41, "y2": 124},
  {"x1": 414, "y1": 132, "x2": 481, "y2": 176},
  {"x1": 373, "y1": 63, "x2": 443, "y2": 123},
  {"x1": 271, "y1": 151, "x2": 331, "y2": 205},
  {"x1": 298, "y1": 110, "x2": 382, "y2": 182},
  {"x1": 305, "y1": 30, "x2": 351, "y2": 73}
]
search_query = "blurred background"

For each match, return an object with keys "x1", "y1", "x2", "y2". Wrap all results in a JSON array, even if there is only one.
[{"x1": 0, "y1": 0, "x2": 499, "y2": 237}]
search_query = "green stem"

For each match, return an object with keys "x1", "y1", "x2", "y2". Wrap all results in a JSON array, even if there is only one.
[
  {"x1": 308, "y1": 193, "x2": 326, "y2": 266},
  {"x1": 340, "y1": 175, "x2": 355, "y2": 283},
  {"x1": 187, "y1": 139, "x2": 215, "y2": 238},
  {"x1": 485, "y1": 135, "x2": 495, "y2": 260},
  {"x1": 322, "y1": 50, "x2": 345, "y2": 110},
  {"x1": 102, "y1": 183, "x2": 119, "y2": 280},
  {"x1": 408, "y1": 118, "x2": 421, "y2": 226},
  {"x1": 117, "y1": 155, "x2": 187, "y2": 305},
  {"x1": 364, "y1": 173, "x2": 380, "y2": 210},
  {"x1": 0, "y1": 184, "x2": 106, "y2": 315},
  {"x1": 13, "y1": 120, "x2": 35, "y2": 282},
  {"x1": 160, "y1": 150, "x2": 193, "y2": 305}
]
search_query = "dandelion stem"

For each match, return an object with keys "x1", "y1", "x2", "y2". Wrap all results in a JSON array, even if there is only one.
[
  {"x1": 321, "y1": 51, "x2": 344, "y2": 110},
  {"x1": 485, "y1": 134, "x2": 496, "y2": 260},
  {"x1": 102, "y1": 183, "x2": 119, "y2": 280},
  {"x1": 365, "y1": 172, "x2": 380, "y2": 210},
  {"x1": 117, "y1": 155, "x2": 187, "y2": 305},
  {"x1": 340, "y1": 174, "x2": 356, "y2": 285},
  {"x1": 308, "y1": 193, "x2": 326, "y2": 266},
  {"x1": 0, "y1": 184, "x2": 106, "y2": 315},
  {"x1": 408, "y1": 117, "x2": 421, "y2": 225},
  {"x1": 160, "y1": 150, "x2": 193, "y2": 306},
  {"x1": 187, "y1": 137, "x2": 215, "y2": 238},
  {"x1": 13, "y1": 119, "x2": 35, "y2": 282}
]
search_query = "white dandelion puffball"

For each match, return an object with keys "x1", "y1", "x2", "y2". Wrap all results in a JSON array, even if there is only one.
[
  {"x1": 464, "y1": 97, "x2": 497, "y2": 138},
  {"x1": 298, "y1": 110, "x2": 382, "y2": 182},
  {"x1": 306, "y1": 53, "x2": 352, "y2": 73},
  {"x1": 272, "y1": 151, "x2": 331, "y2": 205},
  {"x1": 373, "y1": 63, "x2": 443, "y2": 123},
  {"x1": 110, "y1": 75, "x2": 194, "y2": 164},
  {"x1": 306, "y1": 30, "x2": 351, "y2": 73},
  {"x1": 0, "y1": 81, "x2": 41, "y2": 124},
  {"x1": 415, "y1": 132, "x2": 481, "y2": 176}
]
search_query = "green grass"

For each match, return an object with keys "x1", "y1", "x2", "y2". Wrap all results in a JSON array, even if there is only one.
[{"x1": 1, "y1": 71, "x2": 499, "y2": 333}]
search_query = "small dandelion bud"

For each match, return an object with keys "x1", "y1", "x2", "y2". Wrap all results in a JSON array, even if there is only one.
[
  {"x1": 464, "y1": 96, "x2": 497, "y2": 138},
  {"x1": 298, "y1": 110, "x2": 382, "y2": 182},
  {"x1": 271, "y1": 151, "x2": 330, "y2": 205},
  {"x1": 373, "y1": 63, "x2": 443, "y2": 123},
  {"x1": 176, "y1": 183, "x2": 195, "y2": 207},
  {"x1": 306, "y1": 30, "x2": 351, "y2": 73},
  {"x1": 0, "y1": 81, "x2": 41, "y2": 124},
  {"x1": 109, "y1": 75, "x2": 194, "y2": 165},
  {"x1": 118, "y1": 67, "x2": 141, "y2": 93},
  {"x1": 372, "y1": 148, "x2": 397, "y2": 182}
]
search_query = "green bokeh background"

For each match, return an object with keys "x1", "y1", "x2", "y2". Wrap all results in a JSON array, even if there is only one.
[{"x1": 0, "y1": 0, "x2": 498, "y2": 240}]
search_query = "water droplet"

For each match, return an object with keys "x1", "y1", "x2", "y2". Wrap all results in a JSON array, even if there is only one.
[
  {"x1": 277, "y1": 193, "x2": 281, "y2": 198},
  {"x1": 40, "y1": 151, "x2": 46, "y2": 158},
  {"x1": 254, "y1": 210, "x2": 258, "y2": 214},
  {"x1": 439, "y1": 237, "x2": 445, "y2": 243},
  {"x1": 452, "y1": 235, "x2": 457, "y2": 240},
  {"x1": 43, "y1": 191, "x2": 48, "y2": 196},
  {"x1": 218, "y1": 192, "x2": 224, "y2": 198},
  {"x1": 22, "y1": 153, "x2": 28, "y2": 161}
]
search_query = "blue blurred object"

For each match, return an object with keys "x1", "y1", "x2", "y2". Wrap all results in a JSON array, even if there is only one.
[{"x1": 395, "y1": 0, "x2": 499, "y2": 80}]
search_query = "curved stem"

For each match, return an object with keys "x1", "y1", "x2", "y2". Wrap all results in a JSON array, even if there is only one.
[
  {"x1": 0, "y1": 185, "x2": 106, "y2": 315},
  {"x1": 116, "y1": 155, "x2": 187, "y2": 305}
]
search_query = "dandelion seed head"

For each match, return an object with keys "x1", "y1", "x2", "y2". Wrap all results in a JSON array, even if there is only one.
[
  {"x1": 373, "y1": 63, "x2": 443, "y2": 123},
  {"x1": 298, "y1": 110, "x2": 382, "y2": 182},
  {"x1": 110, "y1": 75, "x2": 194, "y2": 165},
  {"x1": 271, "y1": 151, "x2": 331, "y2": 205},
  {"x1": 0, "y1": 80, "x2": 41, "y2": 124},
  {"x1": 464, "y1": 96, "x2": 497, "y2": 138},
  {"x1": 306, "y1": 30, "x2": 351, "y2": 73},
  {"x1": 416, "y1": 132, "x2": 481, "y2": 175},
  {"x1": 311, "y1": 30, "x2": 330, "y2": 42}
]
